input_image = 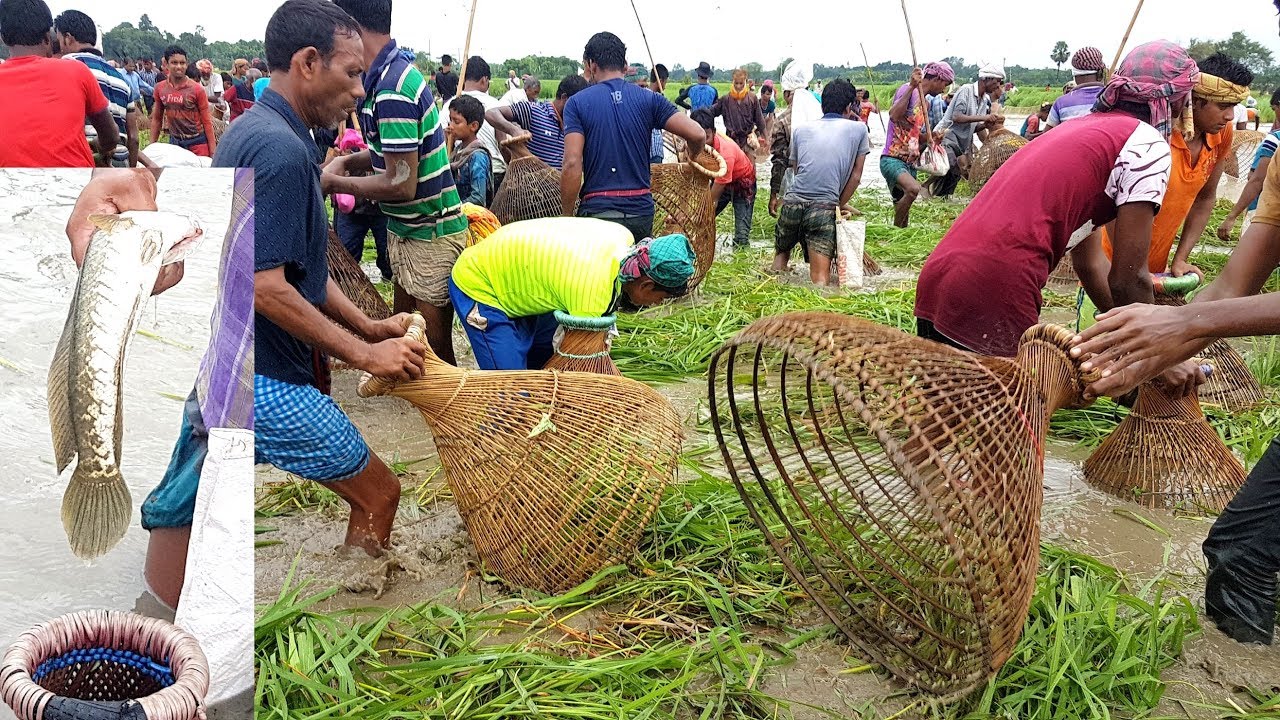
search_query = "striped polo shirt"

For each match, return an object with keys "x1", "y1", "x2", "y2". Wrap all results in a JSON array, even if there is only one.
[
  {"x1": 359, "y1": 40, "x2": 467, "y2": 241},
  {"x1": 64, "y1": 51, "x2": 138, "y2": 136},
  {"x1": 509, "y1": 100, "x2": 565, "y2": 169}
]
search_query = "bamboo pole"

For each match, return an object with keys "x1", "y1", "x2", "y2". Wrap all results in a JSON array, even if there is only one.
[
  {"x1": 860, "y1": 43, "x2": 888, "y2": 134},
  {"x1": 629, "y1": 0, "x2": 662, "y2": 93},
  {"x1": 448, "y1": 0, "x2": 480, "y2": 160},
  {"x1": 898, "y1": 0, "x2": 934, "y2": 144},
  {"x1": 1109, "y1": 0, "x2": 1145, "y2": 76}
]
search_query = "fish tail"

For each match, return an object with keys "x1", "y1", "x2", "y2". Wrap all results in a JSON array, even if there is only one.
[{"x1": 61, "y1": 464, "x2": 132, "y2": 559}]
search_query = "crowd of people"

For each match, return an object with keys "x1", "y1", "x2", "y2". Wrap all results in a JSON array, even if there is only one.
[{"x1": 0, "y1": 0, "x2": 1275, "y2": 652}]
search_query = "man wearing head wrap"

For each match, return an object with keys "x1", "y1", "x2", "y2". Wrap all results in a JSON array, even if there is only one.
[
  {"x1": 1046, "y1": 46, "x2": 1107, "y2": 128},
  {"x1": 927, "y1": 63, "x2": 1006, "y2": 198},
  {"x1": 449, "y1": 217, "x2": 696, "y2": 370},
  {"x1": 880, "y1": 61, "x2": 952, "y2": 227},
  {"x1": 915, "y1": 41, "x2": 1203, "y2": 369},
  {"x1": 195, "y1": 58, "x2": 223, "y2": 103},
  {"x1": 1090, "y1": 51, "x2": 1249, "y2": 296}
]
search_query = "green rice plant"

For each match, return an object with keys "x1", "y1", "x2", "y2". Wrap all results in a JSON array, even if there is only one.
[
  {"x1": 943, "y1": 546, "x2": 1199, "y2": 720},
  {"x1": 256, "y1": 477, "x2": 344, "y2": 517},
  {"x1": 1245, "y1": 336, "x2": 1280, "y2": 388}
]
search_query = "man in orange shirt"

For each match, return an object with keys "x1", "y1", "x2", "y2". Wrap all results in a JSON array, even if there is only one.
[{"x1": 1089, "y1": 53, "x2": 1251, "y2": 292}]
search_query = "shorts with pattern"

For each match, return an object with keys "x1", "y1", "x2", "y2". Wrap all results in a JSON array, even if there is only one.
[
  {"x1": 387, "y1": 229, "x2": 468, "y2": 308},
  {"x1": 253, "y1": 374, "x2": 370, "y2": 482},
  {"x1": 774, "y1": 201, "x2": 836, "y2": 259},
  {"x1": 880, "y1": 155, "x2": 917, "y2": 198}
]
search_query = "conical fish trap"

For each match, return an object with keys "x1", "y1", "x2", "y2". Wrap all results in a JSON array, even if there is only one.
[
  {"x1": 1225, "y1": 130, "x2": 1265, "y2": 180},
  {"x1": 1082, "y1": 383, "x2": 1246, "y2": 513},
  {"x1": 651, "y1": 147, "x2": 726, "y2": 291},
  {"x1": 708, "y1": 312, "x2": 1092, "y2": 699},
  {"x1": 359, "y1": 316, "x2": 683, "y2": 594},
  {"x1": 1152, "y1": 293, "x2": 1264, "y2": 411},
  {"x1": 489, "y1": 145, "x2": 562, "y2": 225},
  {"x1": 1048, "y1": 254, "x2": 1078, "y2": 285},
  {"x1": 969, "y1": 129, "x2": 1027, "y2": 191},
  {"x1": 1, "y1": 610, "x2": 209, "y2": 720},
  {"x1": 542, "y1": 311, "x2": 619, "y2": 375},
  {"x1": 326, "y1": 227, "x2": 390, "y2": 320}
]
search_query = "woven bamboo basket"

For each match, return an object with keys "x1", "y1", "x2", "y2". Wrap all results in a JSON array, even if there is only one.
[
  {"x1": 1152, "y1": 293, "x2": 1265, "y2": 410},
  {"x1": 1081, "y1": 382, "x2": 1246, "y2": 513},
  {"x1": 326, "y1": 227, "x2": 390, "y2": 320},
  {"x1": 489, "y1": 137, "x2": 563, "y2": 226},
  {"x1": 1225, "y1": 130, "x2": 1265, "y2": 180},
  {"x1": 359, "y1": 315, "x2": 684, "y2": 594},
  {"x1": 708, "y1": 312, "x2": 1093, "y2": 699},
  {"x1": 969, "y1": 129, "x2": 1027, "y2": 191},
  {"x1": 542, "y1": 311, "x2": 619, "y2": 375},
  {"x1": 651, "y1": 147, "x2": 726, "y2": 291},
  {"x1": 1048, "y1": 254, "x2": 1078, "y2": 285},
  {"x1": 1, "y1": 611, "x2": 209, "y2": 720}
]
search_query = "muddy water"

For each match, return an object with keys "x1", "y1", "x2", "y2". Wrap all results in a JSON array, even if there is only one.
[{"x1": 0, "y1": 169, "x2": 231, "y2": 720}]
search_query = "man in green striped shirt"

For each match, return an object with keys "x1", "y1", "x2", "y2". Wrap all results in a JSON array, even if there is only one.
[
  {"x1": 449, "y1": 217, "x2": 696, "y2": 370},
  {"x1": 326, "y1": 0, "x2": 468, "y2": 364}
]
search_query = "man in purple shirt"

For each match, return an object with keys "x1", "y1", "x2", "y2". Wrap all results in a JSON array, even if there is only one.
[{"x1": 1046, "y1": 46, "x2": 1107, "y2": 129}]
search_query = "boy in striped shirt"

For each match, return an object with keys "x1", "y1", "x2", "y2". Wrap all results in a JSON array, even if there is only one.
[
  {"x1": 485, "y1": 73, "x2": 589, "y2": 171},
  {"x1": 328, "y1": 0, "x2": 469, "y2": 365},
  {"x1": 55, "y1": 9, "x2": 140, "y2": 166}
]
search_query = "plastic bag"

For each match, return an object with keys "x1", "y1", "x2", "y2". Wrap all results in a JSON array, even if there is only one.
[
  {"x1": 919, "y1": 142, "x2": 950, "y2": 177},
  {"x1": 835, "y1": 214, "x2": 866, "y2": 289}
]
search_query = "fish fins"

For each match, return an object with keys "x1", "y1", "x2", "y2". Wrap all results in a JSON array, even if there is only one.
[
  {"x1": 62, "y1": 464, "x2": 132, "y2": 560},
  {"x1": 47, "y1": 308, "x2": 77, "y2": 473},
  {"x1": 87, "y1": 214, "x2": 134, "y2": 234}
]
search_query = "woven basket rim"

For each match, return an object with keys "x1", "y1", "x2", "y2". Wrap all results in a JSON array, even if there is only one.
[
  {"x1": 1, "y1": 610, "x2": 209, "y2": 720},
  {"x1": 552, "y1": 311, "x2": 616, "y2": 330}
]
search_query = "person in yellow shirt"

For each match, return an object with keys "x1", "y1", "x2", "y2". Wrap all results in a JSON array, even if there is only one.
[{"x1": 449, "y1": 217, "x2": 696, "y2": 369}]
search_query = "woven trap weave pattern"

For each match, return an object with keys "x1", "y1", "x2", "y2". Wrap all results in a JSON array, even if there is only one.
[
  {"x1": 1047, "y1": 254, "x2": 1078, "y2": 285},
  {"x1": 542, "y1": 312, "x2": 619, "y2": 375},
  {"x1": 1224, "y1": 130, "x2": 1265, "y2": 180},
  {"x1": 969, "y1": 129, "x2": 1027, "y2": 191},
  {"x1": 2, "y1": 610, "x2": 209, "y2": 720},
  {"x1": 651, "y1": 148, "x2": 724, "y2": 291},
  {"x1": 1082, "y1": 383, "x2": 1246, "y2": 513},
  {"x1": 708, "y1": 312, "x2": 1092, "y2": 699},
  {"x1": 360, "y1": 316, "x2": 683, "y2": 594},
  {"x1": 326, "y1": 227, "x2": 390, "y2": 321},
  {"x1": 1152, "y1": 294, "x2": 1264, "y2": 411},
  {"x1": 490, "y1": 153, "x2": 562, "y2": 226}
]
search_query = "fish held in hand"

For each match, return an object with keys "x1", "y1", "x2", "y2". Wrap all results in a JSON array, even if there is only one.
[{"x1": 46, "y1": 211, "x2": 203, "y2": 559}]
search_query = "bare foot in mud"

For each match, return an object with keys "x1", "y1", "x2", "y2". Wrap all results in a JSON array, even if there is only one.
[{"x1": 326, "y1": 457, "x2": 402, "y2": 556}]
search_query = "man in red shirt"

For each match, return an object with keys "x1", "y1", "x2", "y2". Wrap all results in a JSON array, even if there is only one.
[
  {"x1": 691, "y1": 107, "x2": 757, "y2": 249},
  {"x1": 0, "y1": 0, "x2": 117, "y2": 167},
  {"x1": 914, "y1": 41, "x2": 1202, "y2": 373},
  {"x1": 151, "y1": 44, "x2": 217, "y2": 158}
]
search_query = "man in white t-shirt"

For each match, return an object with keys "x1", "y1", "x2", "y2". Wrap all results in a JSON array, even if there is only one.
[
  {"x1": 440, "y1": 55, "x2": 507, "y2": 187},
  {"x1": 506, "y1": 69, "x2": 520, "y2": 92},
  {"x1": 500, "y1": 75, "x2": 540, "y2": 106}
]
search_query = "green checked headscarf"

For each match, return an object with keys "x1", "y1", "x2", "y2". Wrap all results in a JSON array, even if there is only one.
[{"x1": 619, "y1": 234, "x2": 696, "y2": 295}]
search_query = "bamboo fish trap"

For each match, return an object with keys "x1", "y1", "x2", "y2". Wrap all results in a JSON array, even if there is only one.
[
  {"x1": 359, "y1": 316, "x2": 683, "y2": 594},
  {"x1": 968, "y1": 129, "x2": 1027, "y2": 192},
  {"x1": 542, "y1": 311, "x2": 619, "y2": 375},
  {"x1": 1152, "y1": 291, "x2": 1265, "y2": 411},
  {"x1": 489, "y1": 137, "x2": 563, "y2": 226},
  {"x1": 651, "y1": 147, "x2": 726, "y2": 291},
  {"x1": 1224, "y1": 129, "x2": 1265, "y2": 180},
  {"x1": 326, "y1": 228, "x2": 390, "y2": 320},
  {"x1": 1082, "y1": 382, "x2": 1246, "y2": 513},
  {"x1": 1, "y1": 611, "x2": 209, "y2": 720},
  {"x1": 708, "y1": 312, "x2": 1094, "y2": 699}
]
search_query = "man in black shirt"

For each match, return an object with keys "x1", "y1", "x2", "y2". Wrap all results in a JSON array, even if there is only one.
[{"x1": 434, "y1": 53, "x2": 458, "y2": 103}]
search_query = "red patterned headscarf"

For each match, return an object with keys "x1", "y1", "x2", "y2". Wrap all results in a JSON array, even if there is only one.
[{"x1": 1093, "y1": 40, "x2": 1200, "y2": 140}]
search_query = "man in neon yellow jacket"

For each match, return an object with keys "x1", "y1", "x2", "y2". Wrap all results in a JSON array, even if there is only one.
[{"x1": 448, "y1": 217, "x2": 696, "y2": 369}]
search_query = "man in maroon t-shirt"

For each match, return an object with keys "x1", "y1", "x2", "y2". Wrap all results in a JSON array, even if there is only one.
[
  {"x1": 150, "y1": 44, "x2": 217, "y2": 157},
  {"x1": 914, "y1": 41, "x2": 1201, "y2": 374}
]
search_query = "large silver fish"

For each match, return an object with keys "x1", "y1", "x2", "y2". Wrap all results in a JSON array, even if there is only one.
[{"x1": 47, "y1": 211, "x2": 203, "y2": 559}]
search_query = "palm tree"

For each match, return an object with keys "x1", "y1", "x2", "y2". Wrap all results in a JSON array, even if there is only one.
[{"x1": 1051, "y1": 42, "x2": 1070, "y2": 79}]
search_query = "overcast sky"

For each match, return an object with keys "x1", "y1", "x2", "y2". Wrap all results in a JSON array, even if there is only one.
[{"x1": 67, "y1": 0, "x2": 1280, "y2": 71}]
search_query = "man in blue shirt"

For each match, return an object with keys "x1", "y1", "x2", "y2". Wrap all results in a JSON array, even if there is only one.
[
  {"x1": 122, "y1": 57, "x2": 153, "y2": 114},
  {"x1": 561, "y1": 32, "x2": 705, "y2": 241},
  {"x1": 676, "y1": 61, "x2": 718, "y2": 110},
  {"x1": 223, "y1": 0, "x2": 424, "y2": 557},
  {"x1": 54, "y1": 9, "x2": 140, "y2": 167}
]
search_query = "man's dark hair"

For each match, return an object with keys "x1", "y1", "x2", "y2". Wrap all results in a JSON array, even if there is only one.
[
  {"x1": 690, "y1": 107, "x2": 715, "y2": 130},
  {"x1": 557, "y1": 73, "x2": 588, "y2": 100},
  {"x1": 464, "y1": 55, "x2": 489, "y2": 82},
  {"x1": 1271, "y1": 87, "x2": 1280, "y2": 108},
  {"x1": 332, "y1": 0, "x2": 391, "y2": 35},
  {"x1": 186, "y1": 62, "x2": 201, "y2": 81},
  {"x1": 821, "y1": 78, "x2": 858, "y2": 115},
  {"x1": 650, "y1": 63, "x2": 668, "y2": 84},
  {"x1": 450, "y1": 93, "x2": 485, "y2": 126},
  {"x1": 583, "y1": 31, "x2": 626, "y2": 72},
  {"x1": 52, "y1": 9, "x2": 94, "y2": 45},
  {"x1": 163, "y1": 44, "x2": 187, "y2": 62},
  {"x1": 0, "y1": 0, "x2": 53, "y2": 47},
  {"x1": 1196, "y1": 52, "x2": 1254, "y2": 90},
  {"x1": 220, "y1": 71, "x2": 234, "y2": 86},
  {"x1": 441, "y1": 53, "x2": 452, "y2": 65},
  {"x1": 264, "y1": 0, "x2": 361, "y2": 73}
]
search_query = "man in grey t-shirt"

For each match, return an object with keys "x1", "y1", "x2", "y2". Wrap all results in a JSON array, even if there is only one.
[
  {"x1": 773, "y1": 79, "x2": 869, "y2": 285},
  {"x1": 929, "y1": 64, "x2": 1005, "y2": 197}
]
